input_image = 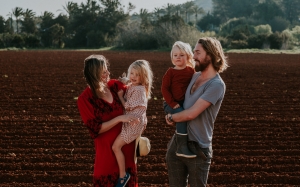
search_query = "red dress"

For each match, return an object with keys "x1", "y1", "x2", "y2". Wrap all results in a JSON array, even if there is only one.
[{"x1": 77, "y1": 79, "x2": 138, "y2": 187}]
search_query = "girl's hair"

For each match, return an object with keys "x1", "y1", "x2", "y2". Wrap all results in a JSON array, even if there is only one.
[
  {"x1": 198, "y1": 37, "x2": 229, "y2": 73},
  {"x1": 127, "y1": 60, "x2": 153, "y2": 99},
  {"x1": 83, "y1": 54, "x2": 108, "y2": 98},
  {"x1": 171, "y1": 41, "x2": 195, "y2": 68}
]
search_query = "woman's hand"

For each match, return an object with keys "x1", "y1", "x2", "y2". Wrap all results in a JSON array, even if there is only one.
[
  {"x1": 99, "y1": 114, "x2": 137, "y2": 134},
  {"x1": 119, "y1": 114, "x2": 139, "y2": 124}
]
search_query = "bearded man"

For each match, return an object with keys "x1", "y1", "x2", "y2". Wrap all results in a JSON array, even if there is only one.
[{"x1": 165, "y1": 37, "x2": 229, "y2": 187}]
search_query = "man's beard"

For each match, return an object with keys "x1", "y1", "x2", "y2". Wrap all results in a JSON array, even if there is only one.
[{"x1": 195, "y1": 56, "x2": 211, "y2": 72}]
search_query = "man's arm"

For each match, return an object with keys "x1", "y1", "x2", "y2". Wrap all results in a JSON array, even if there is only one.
[
  {"x1": 166, "y1": 80, "x2": 224, "y2": 124},
  {"x1": 166, "y1": 98, "x2": 211, "y2": 124}
]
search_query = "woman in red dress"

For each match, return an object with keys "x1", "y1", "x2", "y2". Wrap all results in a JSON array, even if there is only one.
[{"x1": 77, "y1": 55, "x2": 139, "y2": 187}]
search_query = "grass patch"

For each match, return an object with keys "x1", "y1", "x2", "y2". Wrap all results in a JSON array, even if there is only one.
[
  {"x1": 1, "y1": 46, "x2": 300, "y2": 54},
  {"x1": 0, "y1": 47, "x2": 23, "y2": 51},
  {"x1": 225, "y1": 48, "x2": 300, "y2": 54},
  {"x1": 72, "y1": 46, "x2": 115, "y2": 51}
]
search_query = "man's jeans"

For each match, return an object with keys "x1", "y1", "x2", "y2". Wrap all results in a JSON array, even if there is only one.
[
  {"x1": 163, "y1": 101, "x2": 187, "y2": 134},
  {"x1": 166, "y1": 134, "x2": 212, "y2": 187}
]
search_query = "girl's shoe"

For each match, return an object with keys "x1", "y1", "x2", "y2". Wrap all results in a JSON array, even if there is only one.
[{"x1": 116, "y1": 172, "x2": 131, "y2": 187}]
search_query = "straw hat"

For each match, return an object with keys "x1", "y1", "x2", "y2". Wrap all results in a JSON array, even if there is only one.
[{"x1": 134, "y1": 136, "x2": 151, "y2": 162}]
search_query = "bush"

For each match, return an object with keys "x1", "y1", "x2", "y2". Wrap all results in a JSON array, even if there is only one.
[
  {"x1": 281, "y1": 30, "x2": 293, "y2": 49},
  {"x1": 24, "y1": 34, "x2": 40, "y2": 48},
  {"x1": 230, "y1": 30, "x2": 248, "y2": 40},
  {"x1": 174, "y1": 27, "x2": 215, "y2": 48},
  {"x1": 227, "y1": 25, "x2": 253, "y2": 47},
  {"x1": 116, "y1": 18, "x2": 215, "y2": 50},
  {"x1": 11, "y1": 34, "x2": 25, "y2": 48},
  {"x1": 254, "y1": 24, "x2": 272, "y2": 35},
  {"x1": 196, "y1": 13, "x2": 221, "y2": 31},
  {"x1": 230, "y1": 40, "x2": 248, "y2": 49},
  {"x1": 116, "y1": 20, "x2": 159, "y2": 50},
  {"x1": 122, "y1": 32, "x2": 158, "y2": 50},
  {"x1": 247, "y1": 34, "x2": 268, "y2": 49},
  {"x1": 219, "y1": 17, "x2": 257, "y2": 37},
  {"x1": 40, "y1": 24, "x2": 64, "y2": 48},
  {"x1": 291, "y1": 26, "x2": 300, "y2": 42},
  {"x1": 269, "y1": 17, "x2": 289, "y2": 32},
  {"x1": 217, "y1": 37, "x2": 229, "y2": 48},
  {"x1": 0, "y1": 37, "x2": 4, "y2": 48},
  {"x1": 268, "y1": 32, "x2": 283, "y2": 49},
  {"x1": 86, "y1": 30, "x2": 107, "y2": 48}
]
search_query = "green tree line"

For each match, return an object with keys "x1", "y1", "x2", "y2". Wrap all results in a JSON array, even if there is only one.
[{"x1": 0, "y1": 0, "x2": 299, "y2": 49}]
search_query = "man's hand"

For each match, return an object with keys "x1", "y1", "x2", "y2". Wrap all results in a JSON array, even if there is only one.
[{"x1": 165, "y1": 114, "x2": 175, "y2": 125}]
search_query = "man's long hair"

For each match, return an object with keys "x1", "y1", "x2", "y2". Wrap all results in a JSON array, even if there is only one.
[{"x1": 198, "y1": 37, "x2": 229, "y2": 73}]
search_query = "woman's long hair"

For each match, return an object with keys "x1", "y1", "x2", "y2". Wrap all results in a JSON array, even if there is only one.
[
  {"x1": 83, "y1": 55, "x2": 108, "y2": 98},
  {"x1": 127, "y1": 60, "x2": 153, "y2": 99},
  {"x1": 198, "y1": 37, "x2": 229, "y2": 73}
]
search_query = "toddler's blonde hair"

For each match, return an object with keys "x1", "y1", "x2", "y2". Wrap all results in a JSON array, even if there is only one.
[{"x1": 171, "y1": 41, "x2": 195, "y2": 68}]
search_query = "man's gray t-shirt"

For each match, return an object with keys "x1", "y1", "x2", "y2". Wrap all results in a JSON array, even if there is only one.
[{"x1": 183, "y1": 72, "x2": 225, "y2": 148}]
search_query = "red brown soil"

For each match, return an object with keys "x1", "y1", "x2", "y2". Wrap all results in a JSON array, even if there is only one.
[{"x1": 0, "y1": 51, "x2": 299, "y2": 187}]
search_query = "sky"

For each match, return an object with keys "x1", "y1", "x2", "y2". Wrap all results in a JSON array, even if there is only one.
[{"x1": 0, "y1": 0, "x2": 189, "y2": 19}]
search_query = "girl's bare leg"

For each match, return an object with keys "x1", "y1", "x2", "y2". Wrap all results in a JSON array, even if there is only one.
[{"x1": 112, "y1": 134, "x2": 128, "y2": 178}]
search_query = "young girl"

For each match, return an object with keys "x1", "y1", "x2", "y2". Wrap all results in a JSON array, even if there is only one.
[
  {"x1": 112, "y1": 60, "x2": 153, "y2": 187},
  {"x1": 161, "y1": 41, "x2": 196, "y2": 158}
]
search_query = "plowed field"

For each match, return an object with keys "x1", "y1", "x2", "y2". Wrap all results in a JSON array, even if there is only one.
[{"x1": 0, "y1": 51, "x2": 299, "y2": 186}]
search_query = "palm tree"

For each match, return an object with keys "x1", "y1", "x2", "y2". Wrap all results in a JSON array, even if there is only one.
[
  {"x1": 21, "y1": 9, "x2": 36, "y2": 33},
  {"x1": 41, "y1": 11, "x2": 55, "y2": 20},
  {"x1": 153, "y1": 7, "x2": 162, "y2": 20},
  {"x1": 174, "y1": 4, "x2": 182, "y2": 17},
  {"x1": 100, "y1": 0, "x2": 121, "y2": 14},
  {"x1": 23, "y1": 9, "x2": 35, "y2": 18},
  {"x1": 139, "y1": 8, "x2": 151, "y2": 30},
  {"x1": 63, "y1": 1, "x2": 75, "y2": 14},
  {"x1": 79, "y1": 0, "x2": 100, "y2": 18},
  {"x1": 40, "y1": 11, "x2": 55, "y2": 30},
  {"x1": 163, "y1": 3, "x2": 174, "y2": 16},
  {"x1": 57, "y1": 1, "x2": 77, "y2": 17},
  {"x1": 191, "y1": 6, "x2": 205, "y2": 24},
  {"x1": 127, "y1": 2, "x2": 136, "y2": 14},
  {"x1": 182, "y1": 1, "x2": 195, "y2": 23},
  {"x1": 12, "y1": 7, "x2": 23, "y2": 33},
  {"x1": 140, "y1": 8, "x2": 149, "y2": 20},
  {"x1": 6, "y1": 12, "x2": 13, "y2": 32}
]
